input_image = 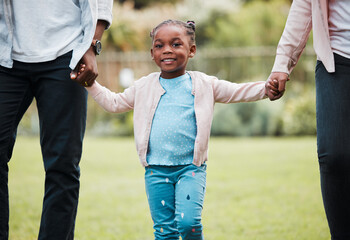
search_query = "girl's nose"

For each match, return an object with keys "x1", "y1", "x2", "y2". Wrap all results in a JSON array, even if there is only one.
[{"x1": 162, "y1": 44, "x2": 172, "y2": 54}]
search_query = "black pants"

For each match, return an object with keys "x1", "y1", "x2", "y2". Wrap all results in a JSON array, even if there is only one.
[
  {"x1": 316, "y1": 53, "x2": 350, "y2": 240},
  {"x1": 0, "y1": 52, "x2": 87, "y2": 240}
]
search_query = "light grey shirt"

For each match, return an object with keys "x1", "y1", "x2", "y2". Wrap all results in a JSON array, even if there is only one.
[
  {"x1": 329, "y1": 0, "x2": 350, "y2": 59},
  {"x1": 12, "y1": 0, "x2": 84, "y2": 63},
  {"x1": 0, "y1": 0, "x2": 113, "y2": 69}
]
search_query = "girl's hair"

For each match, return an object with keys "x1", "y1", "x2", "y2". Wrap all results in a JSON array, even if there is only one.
[{"x1": 150, "y1": 19, "x2": 196, "y2": 45}]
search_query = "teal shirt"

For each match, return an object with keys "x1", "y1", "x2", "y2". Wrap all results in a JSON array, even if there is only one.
[{"x1": 147, "y1": 73, "x2": 197, "y2": 165}]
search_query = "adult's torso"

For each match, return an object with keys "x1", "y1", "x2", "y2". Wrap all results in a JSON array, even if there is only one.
[
  {"x1": 328, "y1": 0, "x2": 350, "y2": 59},
  {"x1": 11, "y1": 0, "x2": 84, "y2": 63}
]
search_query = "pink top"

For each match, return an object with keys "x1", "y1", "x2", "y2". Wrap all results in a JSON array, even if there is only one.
[{"x1": 87, "y1": 71, "x2": 267, "y2": 167}]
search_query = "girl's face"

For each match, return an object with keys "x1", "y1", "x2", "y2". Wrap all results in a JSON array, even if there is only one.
[{"x1": 151, "y1": 24, "x2": 196, "y2": 79}]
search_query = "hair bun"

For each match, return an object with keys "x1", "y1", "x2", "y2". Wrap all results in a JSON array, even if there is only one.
[{"x1": 186, "y1": 20, "x2": 196, "y2": 31}]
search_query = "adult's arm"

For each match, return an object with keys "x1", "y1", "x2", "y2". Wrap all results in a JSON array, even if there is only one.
[
  {"x1": 71, "y1": 0, "x2": 113, "y2": 86},
  {"x1": 268, "y1": 0, "x2": 313, "y2": 100},
  {"x1": 72, "y1": 20, "x2": 109, "y2": 86}
]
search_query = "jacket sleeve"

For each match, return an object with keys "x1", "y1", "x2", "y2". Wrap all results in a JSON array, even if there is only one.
[
  {"x1": 87, "y1": 81, "x2": 135, "y2": 113},
  {"x1": 271, "y1": 0, "x2": 313, "y2": 74},
  {"x1": 97, "y1": 0, "x2": 113, "y2": 29},
  {"x1": 213, "y1": 77, "x2": 267, "y2": 103}
]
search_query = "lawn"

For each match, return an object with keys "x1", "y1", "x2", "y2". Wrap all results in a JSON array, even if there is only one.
[{"x1": 8, "y1": 136, "x2": 330, "y2": 240}]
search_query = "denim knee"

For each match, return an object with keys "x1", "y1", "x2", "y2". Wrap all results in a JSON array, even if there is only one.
[
  {"x1": 318, "y1": 148, "x2": 350, "y2": 175},
  {"x1": 177, "y1": 218, "x2": 203, "y2": 240}
]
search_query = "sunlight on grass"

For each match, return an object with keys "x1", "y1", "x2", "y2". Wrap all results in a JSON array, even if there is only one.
[{"x1": 8, "y1": 136, "x2": 330, "y2": 239}]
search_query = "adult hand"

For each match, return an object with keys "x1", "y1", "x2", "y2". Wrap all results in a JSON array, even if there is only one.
[
  {"x1": 70, "y1": 20, "x2": 108, "y2": 87},
  {"x1": 267, "y1": 72, "x2": 289, "y2": 101},
  {"x1": 70, "y1": 46, "x2": 98, "y2": 87}
]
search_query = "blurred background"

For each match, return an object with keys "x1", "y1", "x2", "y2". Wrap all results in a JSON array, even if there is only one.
[{"x1": 19, "y1": 0, "x2": 317, "y2": 138}]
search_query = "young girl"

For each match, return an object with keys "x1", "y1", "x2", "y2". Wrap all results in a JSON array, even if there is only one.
[{"x1": 80, "y1": 20, "x2": 277, "y2": 240}]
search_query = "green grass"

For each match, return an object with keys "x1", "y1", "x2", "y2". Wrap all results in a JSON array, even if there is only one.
[{"x1": 8, "y1": 136, "x2": 330, "y2": 240}]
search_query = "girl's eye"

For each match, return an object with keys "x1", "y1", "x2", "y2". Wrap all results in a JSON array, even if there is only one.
[
  {"x1": 173, "y1": 43, "x2": 181, "y2": 47},
  {"x1": 155, "y1": 44, "x2": 163, "y2": 49}
]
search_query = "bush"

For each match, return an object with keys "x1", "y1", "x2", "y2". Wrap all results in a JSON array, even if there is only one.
[
  {"x1": 211, "y1": 99, "x2": 284, "y2": 136},
  {"x1": 281, "y1": 89, "x2": 316, "y2": 136},
  {"x1": 88, "y1": 111, "x2": 134, "y2": 136},
  {"x1": 197, "y1": 0, "x2": 290, "y2": 48}
]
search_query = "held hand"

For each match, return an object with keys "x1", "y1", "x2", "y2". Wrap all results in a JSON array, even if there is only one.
[
  {"x1": 70, "y1": 47, "x2": 98, "y2": 87},
  {"x1": 265, "y1": 78, "x2": 279, "y2": 100},
  {"x1": 266, "y1": 72, "x2": 289, "y2": 101}
]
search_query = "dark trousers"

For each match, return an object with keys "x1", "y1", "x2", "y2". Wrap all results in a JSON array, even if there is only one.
[
  {"x1": 0, "y1": 52, "x2": 87, "y2": 240},
  {"x1": 316, "y1": 53, "x2": 350, "y2": 240}
]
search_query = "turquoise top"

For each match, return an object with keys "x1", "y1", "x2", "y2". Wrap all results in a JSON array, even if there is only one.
[{"x1": 147, "y1": 73, "x2": 197, "y2": 165}]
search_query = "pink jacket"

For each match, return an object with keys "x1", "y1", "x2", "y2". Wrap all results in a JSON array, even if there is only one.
[
  {"x1": 87, "y1": 71, "x2": 267, "y2": 167},
  {"x1": 272, "y1": 0, "x2": 335, "y2": 73}
]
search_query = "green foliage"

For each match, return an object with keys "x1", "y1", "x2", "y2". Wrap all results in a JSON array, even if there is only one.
[
  {"x1": 242, "y1": 0, "x2": 292, "y2": 4},
  {"x1": 211, "y1": 99, "x2": 284, "y2": 136},
  {"x1": 281, "y1": 89, "x2": 316, "y2": 136},
  {"x1": 107, "y1": 0, "x2": 291, "y2": 51},
  {"x1": 197, "y1": 0, "x2": 289, "y2": 47},
  {"x1": 88, "y1": 110, "x2": 134, "y2": 136},
  {"x1": 103, "y1": 20, "x2": 145, "y2": 51}
]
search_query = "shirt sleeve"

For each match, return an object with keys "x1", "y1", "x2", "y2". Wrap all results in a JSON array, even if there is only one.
[
  {"x1": 97, "y1": 0, "x2": 113, "y2": 29},
  {"x1": 271, "y1": 0, "x2": 313, "y2": 74}
]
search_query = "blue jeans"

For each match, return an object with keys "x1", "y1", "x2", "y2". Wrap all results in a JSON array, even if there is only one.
[
  {"x1": 145, "y1": 164, "x2": 206, "y2": 240},
  {"x1": 0, "y1": 52, "x2": 87, "y2": 240},
  {"x1": 316, "y1": 53, "x2": 350, "y2": 240}
]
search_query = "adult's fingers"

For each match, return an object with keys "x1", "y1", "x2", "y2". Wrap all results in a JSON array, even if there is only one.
[{"x1": 278, "y1": 79, "x2": 287, "y2": 93}]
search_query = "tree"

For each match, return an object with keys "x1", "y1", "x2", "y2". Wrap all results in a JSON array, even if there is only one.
[{"x1": 197, "y1": 0, "x2": 290, "y2": 47}]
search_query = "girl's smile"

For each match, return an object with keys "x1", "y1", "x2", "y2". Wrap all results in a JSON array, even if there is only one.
[
  {"x1": 151, "y1": 25, "x2": 196, "y2": 79},
  {"x1": 162, "y1": 58, "x2": 176, "y2": 64},
  {"x1": 162, "y1": 58, "x2": 175, "y2": 62}
]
